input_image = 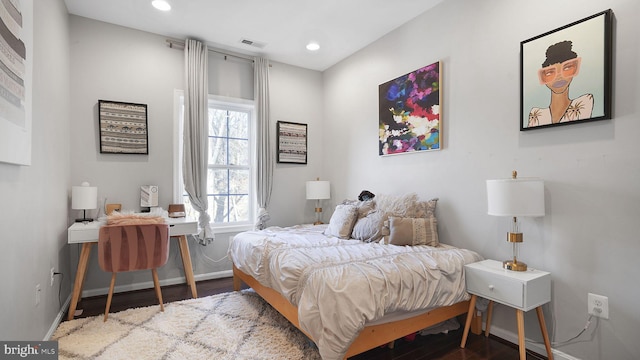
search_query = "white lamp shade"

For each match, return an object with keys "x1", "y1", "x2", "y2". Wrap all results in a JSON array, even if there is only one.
[
  {"x1": 306, "y1": 180, "x2": 330, "y2": 200},
  {"x1": 487, "y1": 178, "x2": 545, "y2": 217},
  {"x1": 72, "y1": 182, "x2": 98, "y2": 210}
]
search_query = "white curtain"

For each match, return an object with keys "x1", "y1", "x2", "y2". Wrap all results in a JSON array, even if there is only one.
[
  {"x1": 183, "y1": 39, "x2": 214, "y2": 245},
  {"x1": 254, "y1": 57, "x2": 273, "y2": 230}
]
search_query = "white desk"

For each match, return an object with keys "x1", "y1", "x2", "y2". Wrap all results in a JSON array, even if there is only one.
[{"x1": 67, "y1": 217, "x2": 199, "y2": 320}]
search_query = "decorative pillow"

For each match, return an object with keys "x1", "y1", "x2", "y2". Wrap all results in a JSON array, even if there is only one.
[
  {"x1": 323, "y1": 204, "x2": 358, "y2": 239},
  {"x1": 374, "y1": 193, "x2": 438, "y2": 217},
  {"x1": 414, "y1": 198, "x2": 438, "y2": 218},
  {"x1": 374, "y1": 193, "x2": 419, "y2": 218},
  {"x1": 107, "y1": 212, "x2": 166, "y2": 226},
  {"x1": 351, "y1": 209, "x2": 385, "y2": 242},
  {"x1": 388, "y1": 216, "x2": 439, "y2": 246},
  {"x1": 341, "y1": 199, "x2": 375, "y2": 218},
  {"x1": 356, "y1": 200, "x2": 375, "y2": 218}
]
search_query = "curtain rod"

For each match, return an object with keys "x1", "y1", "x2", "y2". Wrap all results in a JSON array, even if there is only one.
[{"x1": 166, "y1": 39, "x2": 255, "y2": 63}]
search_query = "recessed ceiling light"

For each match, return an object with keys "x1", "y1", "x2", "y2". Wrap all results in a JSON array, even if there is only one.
[
  {"x1": 152, "y1": 0, "x2": 171, "y2": 11},
  {"x1": 306, "y1": 42, "x2": 320, "y2": 51}
]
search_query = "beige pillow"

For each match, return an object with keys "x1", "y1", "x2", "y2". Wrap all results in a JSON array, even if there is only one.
[
  {"x1": 324, "y1": 204, "x2": 358, "y2": 239},
  {"x1": 341, "y1": 199, "x2": 375, "y2": 218},
  {"x1": 374, "y1": 194, "x2": 438, "y2": 218},
  {"x1": 351, "y1": 210, "x2": 385, "y2": 242},
  {"x1": 388, "y1": 216, "x2": 438, "y2": 246},
  {"x1": 356, "y1": 200, "x2": 375, "y2": 218},
  {"x1": 414, "y1": 198, "x2": 438, "y2": 218},
  {"x1": 374, "y1": 193, "x2": 419, "y2": 218}
]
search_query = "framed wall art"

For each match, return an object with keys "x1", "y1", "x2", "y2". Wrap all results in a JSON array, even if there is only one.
[
  {"x1": 277, "y1": 121, "x2": 307, "y2": 164},
  {"x1": 379, "y1": 61, "x2": 441, "y2": 156},
  {"x1": 520, "y1": 9, "x2": 612, "y2": 131},
  {"x1": 98, "y1": 100, "x2": 149, "y2": 154},
  {"x1": 0, "y1": 0, "x2": 33, "y2": 165}
]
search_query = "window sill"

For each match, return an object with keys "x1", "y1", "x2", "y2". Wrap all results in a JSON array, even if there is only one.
[{"x1": 211, "y1": 223, "x2": 254, "y2": 235}]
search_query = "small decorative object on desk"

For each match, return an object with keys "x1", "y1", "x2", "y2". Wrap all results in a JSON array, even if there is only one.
[
  {"x1": 140, "y1": 185, "x2": 158, "y2": 212},
  {"x1": 168, "y1": 204, "x2": 186, "y2": 218},
  {"x1": 105, "y1": 203, "x2": 121, "y2": 215}
]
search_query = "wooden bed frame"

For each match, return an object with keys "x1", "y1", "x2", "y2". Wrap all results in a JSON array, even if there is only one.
[{"x1": 233, "y1": 265, "x2": 480, "y2": 359}]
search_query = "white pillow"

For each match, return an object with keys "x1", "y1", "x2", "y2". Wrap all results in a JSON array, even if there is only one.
[{"x1": 323, "y1": 204, "x2": 358, "y2": 239}]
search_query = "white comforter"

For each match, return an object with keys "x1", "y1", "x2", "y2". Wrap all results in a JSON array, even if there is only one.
[{"x1": 229, "y1": 225, "x2": 482, "y2": 360}]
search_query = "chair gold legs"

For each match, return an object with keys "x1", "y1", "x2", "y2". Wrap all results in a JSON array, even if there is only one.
[
  {"x1": 104, "y1": 273, "x2": 117, "y2": 322},
  {"x1": 152, "y1": 268, "x2": 164, "y2": 312}
]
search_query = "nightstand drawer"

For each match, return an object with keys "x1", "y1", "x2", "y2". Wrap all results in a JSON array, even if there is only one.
[{"x1": 466, "y1": 267, "x2": 524, "y2": 308}]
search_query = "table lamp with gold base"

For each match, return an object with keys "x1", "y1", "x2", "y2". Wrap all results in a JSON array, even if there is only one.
[
  {"x1": 487, "y1": 170, "x2": 545, "y2": 272},
  {"x1": 306, "y1": 178, "x2": 330, "y2": 225}
]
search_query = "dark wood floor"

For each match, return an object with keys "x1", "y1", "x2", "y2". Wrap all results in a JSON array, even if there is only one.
[{"x1": 65, "y1": 277, "x2": 547, "y2": 360}]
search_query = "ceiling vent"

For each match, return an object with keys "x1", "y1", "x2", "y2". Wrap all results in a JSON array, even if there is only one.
[{"x1": 240, "y1": 38, "x2": 266, "y2": 49}]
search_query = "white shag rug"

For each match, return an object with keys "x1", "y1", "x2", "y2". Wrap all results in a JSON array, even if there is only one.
[{"x1": 52, "y1": 290, "x2": 321, "y2": 360}]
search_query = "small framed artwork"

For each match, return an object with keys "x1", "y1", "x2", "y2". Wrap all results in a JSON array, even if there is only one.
[
  {"x1": 277, "y1": 121, "x2": 307, "y2": 164},
  {"x1": 520, "y1": 9, "x2": 612, "y2": 131},
  {"x1": 379, "y1": 61, "x2": 441, "y2": 155},
  {"x1": 140, "y1": 185, "x2": 159, "y2": 208},
  {"x1": 98, "y1": 100, "x2": 149, "y2": 154}
]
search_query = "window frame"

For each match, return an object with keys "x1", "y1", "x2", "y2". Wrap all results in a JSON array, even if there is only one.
[{"x1": 173, "y1": 90, "x2": 257, "y2": 234}]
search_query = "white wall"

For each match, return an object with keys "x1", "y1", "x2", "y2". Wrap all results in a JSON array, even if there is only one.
[
  {"x1": 322, "y1": 0, "x2": 639, "y2": 359},
  {"x1": 0, "y1": 0, "x2": 70, "y2": 340},
  {"x1": 269, "y1": 62, "x2": 325, "y2": 226},
  {"x1": 69, "y1": 15, "x2": 190, "y2": 291},
  {"x1": 68, "y1": 16, "x2": 325, "y2": 294}
]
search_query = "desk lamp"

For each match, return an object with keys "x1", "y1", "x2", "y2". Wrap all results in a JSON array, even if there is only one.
[
  {"x1": 72, "y1": 182, "x2": 98, "y2": 222},
  {"x1": 306, "y1": 178, "x2": 330, "y2": 225},
  {"x1": 486, "y1": 171, "x2": 545, "y2": 271}
]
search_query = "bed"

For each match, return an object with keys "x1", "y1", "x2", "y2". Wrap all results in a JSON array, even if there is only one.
[{"x1": 229, "y1": 194, "x2": 483, "y2": 359}]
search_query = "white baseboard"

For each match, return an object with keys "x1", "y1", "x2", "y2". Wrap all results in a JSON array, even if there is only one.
[
  {"x1": 81, "y1": 270, "x2": 233, "y2": 298},
  {"x1": 44, "y1": 293, "x2": 71, "y2": 340},
  {"x1": 488, "y1": 324, "x2": 581, "y2": 360}
]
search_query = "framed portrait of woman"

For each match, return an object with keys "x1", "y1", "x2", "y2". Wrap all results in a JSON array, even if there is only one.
[{"x1": 520, "y1": 9, "x2": 612, "y2": 131}]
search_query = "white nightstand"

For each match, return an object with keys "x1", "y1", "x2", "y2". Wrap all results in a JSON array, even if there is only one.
[{"x1": 460, "y1": 259, "x2": 554, "y2": 360}]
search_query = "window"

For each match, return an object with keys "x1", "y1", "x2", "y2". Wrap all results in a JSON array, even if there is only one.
[{"x1": 174, "y1": 91, "x2": 255, "y2": 232}]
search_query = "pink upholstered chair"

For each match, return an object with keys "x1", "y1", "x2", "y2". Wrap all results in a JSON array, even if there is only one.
[{"x1": 98, "y1": 223, "x2": 170, "y2": 321}]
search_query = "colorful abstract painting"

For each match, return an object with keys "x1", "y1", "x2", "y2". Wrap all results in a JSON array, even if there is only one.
[{"x1": 379, "y1": 61, "x2": 441, "y2": 156}]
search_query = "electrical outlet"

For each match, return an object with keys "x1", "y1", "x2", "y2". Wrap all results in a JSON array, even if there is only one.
[
  {"x1": 588, "y1": 293, "x2": 609, "y2": 319},
  {"x1": 50, "y1": 267, "x2": 55, "y2": 286},
  {"x1": 35, "y1": 284, "x2": 41, "y2": 306}
]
